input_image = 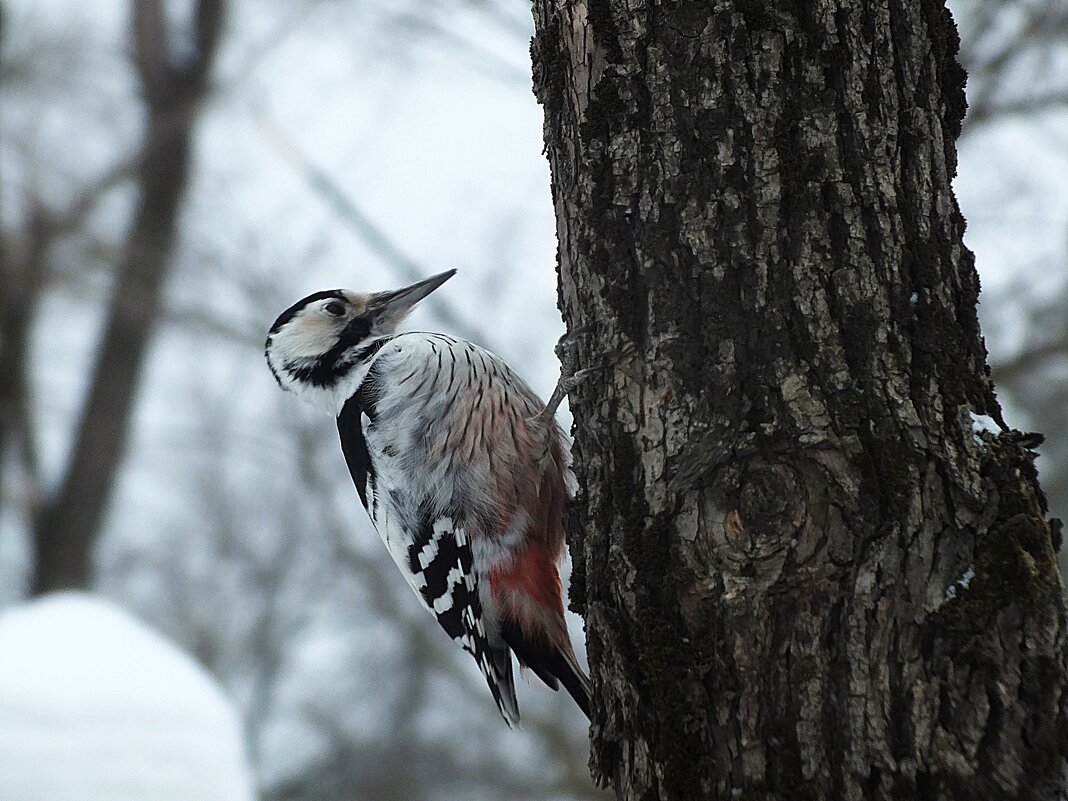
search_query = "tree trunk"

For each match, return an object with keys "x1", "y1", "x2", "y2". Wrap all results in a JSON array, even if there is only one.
[
  {"x1": 530, "y1": 2, "x2": 1067, "y2": 799},
  {"x1": 30, "y1": 0, "x2": 224, "y2": 595}
]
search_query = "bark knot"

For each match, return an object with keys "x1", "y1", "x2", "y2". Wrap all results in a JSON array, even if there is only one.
[{"x1": 711, "y1": 461, "x2": 806, "y2": 590}]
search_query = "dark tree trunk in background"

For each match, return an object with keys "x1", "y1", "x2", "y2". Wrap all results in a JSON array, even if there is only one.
[
  {"x1": 531, "y1": 2, "x2": 1067, "y2": 799},
  {"x1": 30, "y1": 0, "x2": 224, "y2": 595}
]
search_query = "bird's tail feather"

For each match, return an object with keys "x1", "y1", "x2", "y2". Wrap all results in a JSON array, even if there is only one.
[
  {"x1": 557, "y1": 649, "x2": 591, "y2": 719},
  {"x1": 483, "y1": 644, "x2": 521, "y2": 727},
  {"x1": 500, "y1": 621, "x2": 591, "y2": 720}
]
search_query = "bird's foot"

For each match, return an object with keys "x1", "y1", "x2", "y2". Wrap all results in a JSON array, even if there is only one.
[{"x1": 534, "y1": 326, "x2": 628, "y2": 427}]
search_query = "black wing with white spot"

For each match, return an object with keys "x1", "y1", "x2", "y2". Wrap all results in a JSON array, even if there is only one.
[{"x1": 409, "y1": 511, "x2": 519, "y2": 726}]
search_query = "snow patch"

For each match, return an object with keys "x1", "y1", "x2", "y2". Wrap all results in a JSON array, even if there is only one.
[
  {"x1": 970, "y1": 412, "x2": 1000, "y2": 444},
  {"x1": 0, "y1": 592, "x2": 255, "y2": 801}
]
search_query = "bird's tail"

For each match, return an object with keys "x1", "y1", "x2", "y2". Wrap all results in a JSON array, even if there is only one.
[
  {"x1": 557, "y1": 648, "x2": 591, "y2": 719},
  {"x1": 483, "y1": 643, "x2": 521, "y2": 727},
  {"x1": 501, "y1": 621, "x2": 591, "y2": 720}
]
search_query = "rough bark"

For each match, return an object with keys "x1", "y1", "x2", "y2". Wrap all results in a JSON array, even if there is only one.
[
  {"x1": 530, "y1": 2, "x2": 1067, "y2": 800},
  {"x1": 30, "y1": 0, "x2": 224, "y2": 595}
]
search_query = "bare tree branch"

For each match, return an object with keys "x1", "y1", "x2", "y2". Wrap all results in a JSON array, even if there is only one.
[
  {"x1": 254, "y1": 109, "x2": 494, "y2": 349},
  {"x1": 0, "y1": 204, "x2": 52, "y2": 525},
  {"x1": 958, "y1": 1, "x2": 1068, "y2": 135}
]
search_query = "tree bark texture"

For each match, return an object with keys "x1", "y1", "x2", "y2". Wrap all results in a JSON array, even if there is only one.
[
  {"x1": 531, "y1": 2, "x2": 1067, "y2": 800},
  {"x1": 30, "y1": 0, "x2": 224, "y2": 595}
]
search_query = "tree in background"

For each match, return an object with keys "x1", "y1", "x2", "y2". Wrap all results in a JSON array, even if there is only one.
[
  {"x1": 532, "y1": 1, "x2": 1066, "y2": 798},
  {"x1": 1, "y1": 0, "x2": 225, "y2": 594}
]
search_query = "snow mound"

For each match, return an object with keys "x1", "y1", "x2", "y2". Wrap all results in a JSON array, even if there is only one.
[{"x1": 0, "y1": 592, "x2": 255, "y2": 801}]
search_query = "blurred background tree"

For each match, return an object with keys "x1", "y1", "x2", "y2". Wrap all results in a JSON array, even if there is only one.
[{"x1": 0, "y1": 1, "x2": 1065, "y2": 799}]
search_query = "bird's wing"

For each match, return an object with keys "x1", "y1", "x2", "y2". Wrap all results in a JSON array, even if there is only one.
[
  {"x1": 334, "y1": 340, "x2": 520, "y2": 725},
  {"x1": 406, "y1": 510, "x2": 519, "y2": 726},
  {"x1": 337, "y1": 384, "x2": 376, "y2": 517}
]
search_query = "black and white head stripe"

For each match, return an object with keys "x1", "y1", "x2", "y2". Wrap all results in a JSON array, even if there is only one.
[
  {"x1": 409, "y1": 512, "x2": 520, "y2": 726},
  {"x1": 267, "y1": 290, "x2": 348, "y2": 336},
  {"x1": 270, "y1": 322, "x2": 380, "y2": 392}
]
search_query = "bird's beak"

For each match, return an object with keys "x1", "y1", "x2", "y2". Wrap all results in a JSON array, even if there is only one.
[{"x1": 370, "y1": 269, "x2": 456, "y2": 323}]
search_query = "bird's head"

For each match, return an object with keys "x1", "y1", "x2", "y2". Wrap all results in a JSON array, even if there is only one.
[{"x1": 265, "y1": 269, "x2": 456, "y2": 409}]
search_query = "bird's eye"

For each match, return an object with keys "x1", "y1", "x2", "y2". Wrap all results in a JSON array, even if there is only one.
[{"x1": 324, "y1": 301, "x2": 346, "y2": 317}]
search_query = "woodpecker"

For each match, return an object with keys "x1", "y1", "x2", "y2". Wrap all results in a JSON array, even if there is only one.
[{"x1": 265, "y1": 270, "x2": 590, "y2": 725}]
